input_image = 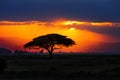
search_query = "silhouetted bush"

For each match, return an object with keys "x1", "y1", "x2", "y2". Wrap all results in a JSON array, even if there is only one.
[{"x1": 0, "y1": 58, "x2": 7, "y2": 74}]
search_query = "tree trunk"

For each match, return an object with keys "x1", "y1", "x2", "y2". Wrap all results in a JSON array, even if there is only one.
[
  {"x1": 46, "y1": 49, "x2": 53, "y2": 59},
  {"x1": 49, "y1": 52, "x2": 53, "y2": 59}
]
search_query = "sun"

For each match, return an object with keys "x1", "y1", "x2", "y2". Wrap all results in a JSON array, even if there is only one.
[{"x1": 69, "y1": 27, "x2": 75, "y2": 30}]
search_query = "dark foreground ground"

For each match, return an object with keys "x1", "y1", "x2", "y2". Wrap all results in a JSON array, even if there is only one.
[{"x1": 0, "y1": 54, "x2": 120, "y2": 80}]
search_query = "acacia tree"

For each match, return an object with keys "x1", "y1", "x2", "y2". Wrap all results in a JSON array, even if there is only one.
[{"x1": 24, "y1": 34, "x2": 75, "y2": 59}]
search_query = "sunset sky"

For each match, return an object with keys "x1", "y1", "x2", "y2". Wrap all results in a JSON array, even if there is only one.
[{"x1": 0, "y1": 0, "x2": 120, "y2": 53}]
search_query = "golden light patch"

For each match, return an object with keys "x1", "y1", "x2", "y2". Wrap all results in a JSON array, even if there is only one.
[
  {"x1": 69, "y1": 27, "x2": 75, "y2": 30},
  {"x1": 63, "y1": 21, "x2": 86, "y2": 25},
  {"x1": 91, "y1": 22, "x2": 112, "y2": 27}
]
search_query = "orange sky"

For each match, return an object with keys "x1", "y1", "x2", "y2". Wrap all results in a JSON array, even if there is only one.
[{"x1": 0, "y1": 20, "x2": 120, "y2": 52}]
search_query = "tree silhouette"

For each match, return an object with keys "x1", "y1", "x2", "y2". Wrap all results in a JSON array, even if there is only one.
[{"x1": 24, "y1": 33, "x2": 75, "y2": 59}]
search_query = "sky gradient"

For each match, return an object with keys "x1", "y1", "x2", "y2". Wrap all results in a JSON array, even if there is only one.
[
  {"x1": 0, "y1": 0, "x2": 120, "y2": 53},
  {"x1": 0, "y1": 0, "x2": 120, "y2": 22},
  {"x1": 0, "y1": 20, "x2": 120, "y2": 53}
]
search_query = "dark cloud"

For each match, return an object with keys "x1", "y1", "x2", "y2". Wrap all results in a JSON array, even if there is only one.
[
  {"x1": 76, "y1": 25, "x2": 120, "y2": 38},
  {"x1": 0, "y1": 0, "x2": 120, "y2": 22}
]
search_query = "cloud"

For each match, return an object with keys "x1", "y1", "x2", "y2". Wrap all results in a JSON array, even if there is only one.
[
  {"x1": 0, "y1": 20, "x2": 120, "y2": 39},
  {"x1": 75, "y1": 25, "x2": 120, "y2": 38},
  {"x1": 0, "y1": 21, "x2": 46, "y2": 25},
  {"x1": 56, "y1": 20, "x2": 120, "y2": 38}
]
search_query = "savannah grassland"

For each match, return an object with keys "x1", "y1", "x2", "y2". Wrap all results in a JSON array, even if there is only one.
[{"x1": 0, "y1": 54, "x2": 120, "y2": 80}]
